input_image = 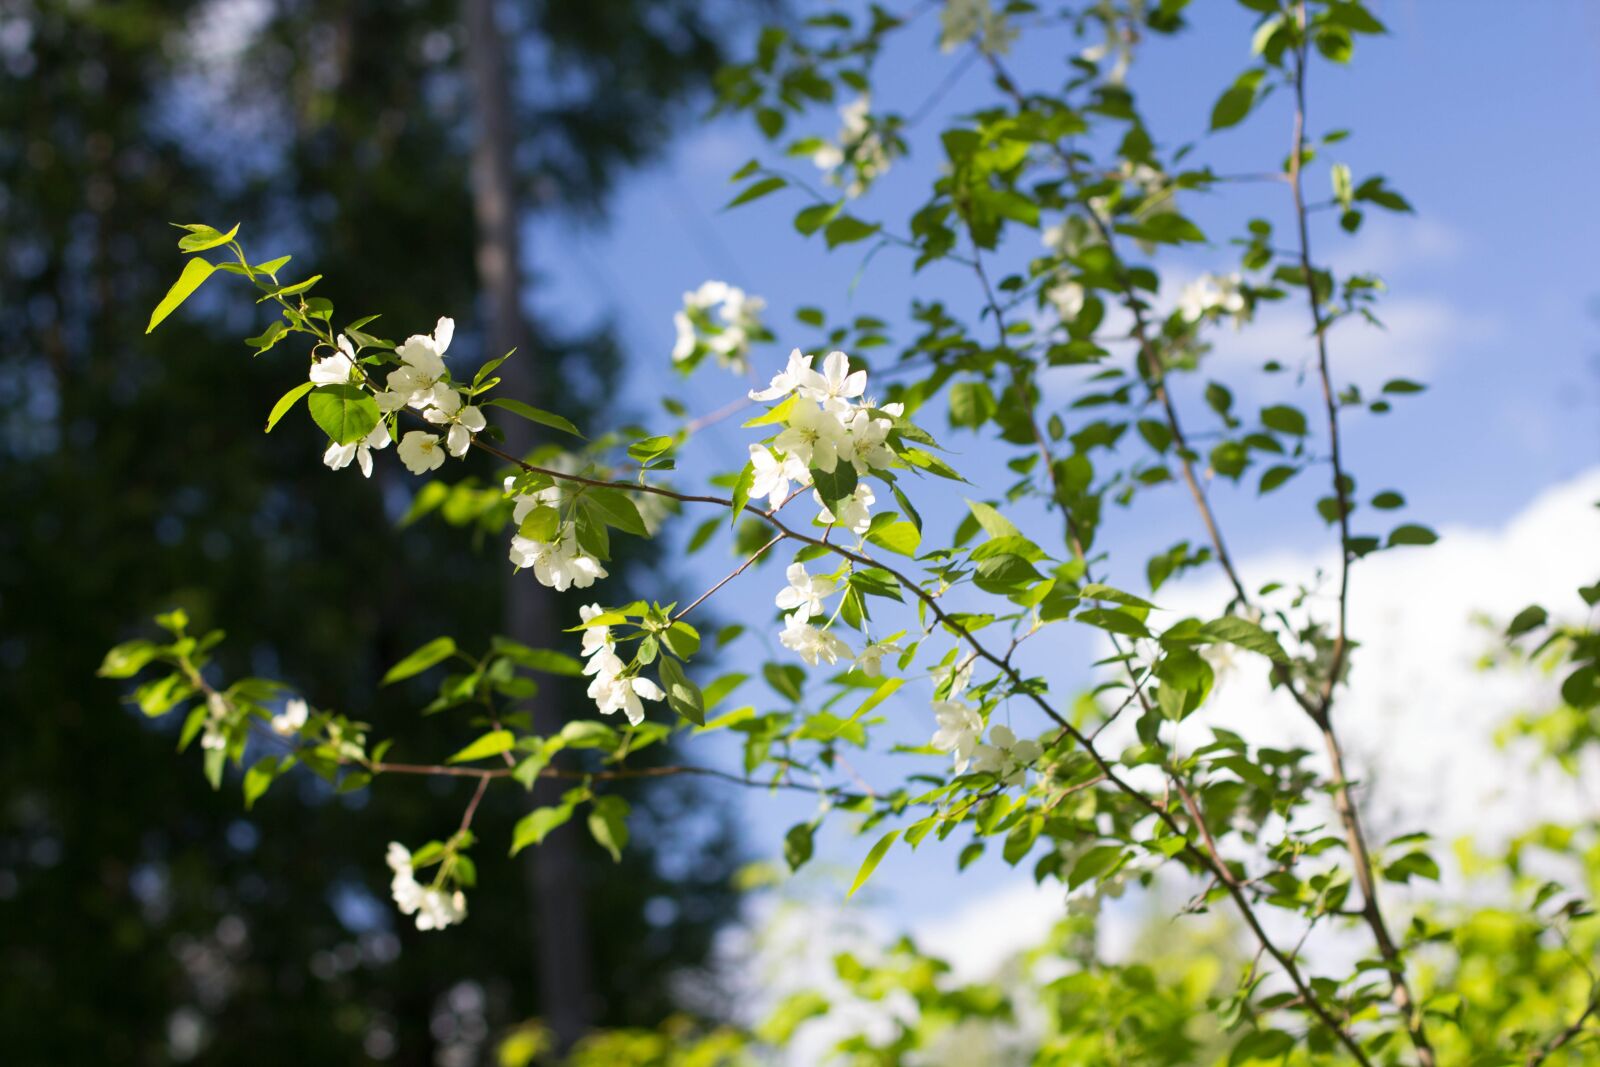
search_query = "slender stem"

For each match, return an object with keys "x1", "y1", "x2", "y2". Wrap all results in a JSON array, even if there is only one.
[
  {"x1": 1285, "y1": 9, "x2": 1434, "y2": 1064},
  {"x1": 674, "y1": 534, "x2": 784, "y2": 622}
]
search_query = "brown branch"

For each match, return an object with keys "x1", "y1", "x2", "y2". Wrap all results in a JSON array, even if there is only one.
[{"x1": 1285, "y1": 9, "x2": 1434, "y2": 1064}]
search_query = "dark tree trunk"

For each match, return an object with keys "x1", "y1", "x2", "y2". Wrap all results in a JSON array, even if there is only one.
[{"x1": 463, "y1": 0, "x2": 593, "y2": 1049}]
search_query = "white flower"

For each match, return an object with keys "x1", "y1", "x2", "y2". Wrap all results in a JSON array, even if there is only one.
[
  {"x1": 799, "y1": 350, "x2": 868, "y2": 413},
  {"x1": 324, "y1": 421, "x2": 392, "y2": 478},
  {"x1": 813, "y1": 95, "x2": 896, "y2": 198},
  {"x1": 385, "y1": 843, "x2": 466, "y2": 931},
  {"x1": 1045, "y1": 280, "x2": 1086, "y2": 322},
  {"x1": 671, "y1": 311, "x2": 696, "y2": 363},
  {"x1": 397, "y1": 430, "x2": 446, "y2": 475},
  {"x1": 424, "y1": 402, "x2": 486, "y2": 457},
  {"x1": 774, "y1": 561, "x2": 838, "y2": 617},
  {"x1": 309, "y1": 335, "x2": 359, "y2": 385},
  {"x1": 930, "y1": 700, "x2": 984, "y2": 772},
  {"x1": 939, "y1": 0, "x2": 1016, "y2": 55},
  {"x1": 271, "y1": 697, "x2": 309, "y2": 736},
  {"x1": 969, "y1": 723, "x2": 1044, "y2": 787},
  {"x1": 588, "y1": 671, "x2": 665, "y2": 727},
  {"x1": 749, "y1": 443, "x2": 811, "y2": 508},
  {"x1": 376, "y1": 316, "x2": 456, "y2": 411},
  {"x1": 509, "y1": 527, "x2": 608, "y2": 591},
  {"x1": 815, "y1": 483, "x2": 875, "y2": 536},
  {"x1": 855, "y1": 640, "x2": 900, "y2": 678},
  {"x1": 415, "y1": 886, "x2": 468, "y2": 931},
  {"x1": 779, "y1": 611, "x2": 852, "y2": 668},
  {"x1": 1178, "y1": 273, "x2": 1248, "y2": 325},
  {"x1": 750, "y1": 348, "x2": 815, "y2": 402},
  {"x1": 842, "y1": 409, "x2": 895, "y2": 473},
  {"x1": 774, "y1": 400, "x2": 848, "y2": 473},
  {"x1": 578, "y1": 603, "x2": 613, "y2": 658},
  {"x1": 932, "y1": 656, "x2": 975, "y2": 699},
  {"x1": 673, "y1": 281, "x2": 765, "y2": 371}
]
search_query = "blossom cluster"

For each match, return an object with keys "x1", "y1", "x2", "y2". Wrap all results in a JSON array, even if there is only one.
[
  {"x1": 930, "y1": 701, "x2": 1042, "y2": 786},
  {"x1": 579, "y1": 604, "x2": 664, "y2": 726},
  {"x1": 672, "y1": 281, "x2": 766, "y2": 372},
  {"x1": 386, "y1": 842, "x2": 467, "y2": 931},
  {"x1": 308, "y1": 317, "x2": 487, "y2": 478},
  {"x1": 746, "y1": 349, "x2": 898, "y2": 532},
  {"x1": 505, "y1": 477, "x2": 609, "y2": 592},
  {"x1": 811, "y1": 95, "x2": 898, "y2": 199},
  {"x1": 1177, "y1": 272, "x2": 1249, "y2": 327}
]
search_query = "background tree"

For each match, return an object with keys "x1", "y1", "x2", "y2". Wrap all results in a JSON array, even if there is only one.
[{"x1": 0, "y1": 0, "x2": 752, "y2": 1061}]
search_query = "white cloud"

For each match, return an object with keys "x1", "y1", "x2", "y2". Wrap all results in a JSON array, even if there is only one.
[{"x1": 900, "y1": 467, "x2": 1600, "y2": 980}]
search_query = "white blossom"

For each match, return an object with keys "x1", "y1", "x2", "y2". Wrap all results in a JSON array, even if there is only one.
[
  {"x1": 1177, "y1": 273, "x2": 1248, "y2": 325},
  {"x1": 842, "y1": 408, "x2": 895, "y2": 473},
  {"x1": 815, "y1": 483, "x2": 876, "y2": 536},
  {"x1": 1045, "y1": 280, "x2": 1086, "y2": 323},
  {"x1": 385, "y1": 842, "x2": 466, "y2": 931},
  {"x1": 779, "y1": 611, "x2": 851, "y2": 668},
  {"x1": 930, "y1": 700, "x2": 984, "y2": 772},
  {"x1": 749, "y1": 443, "x2": 811, "y2": 508},
  {"x1": 270, "y1": 697, "x2": 309, "y2": 736},
  {"x1": 939, "y1": 0, "x2": 1017, "y2": 55},
  {"x1": 397, "y1": 430, "x2": 446, "y2": 475},
  {"x1": 799, "y1": 350, "x2": 868, "y2": 413},
  {"x1": 855, "y1": 640, "x2": 901, "y2": 678},
  {"x1": 425, "y1": 402, "x2": 486, "y2": 457},
  {"x1": 932, "y1": 656, "x2": 975, "y2": 699},
  {"x1": 813, "y1": 95, "x2": 897, "y2": 198},
  {"x1": 578, "y1": 603, "x2": 613, "y2": 658},
  {"x1": 376, "y1": 316, "x2": 456, "y2": 411},
  {"x1": 774, "y1": 561, "x2": 838, "y2": 617},
  {"x1": 588, "y1": 672, "x2": 665, "y2": 727},
  {"x1": 323, "y1": 421, "x2": 391, "y2": 478},
  {"x1": 508, "y1": 526, "x2": 607, "y2": 591},
  {"x1": 969, "y1": 723, "x2": 1043, "y2": 787},
  {"x1": 750, "y1": 348, "x2": 815, "y2": 402},
  {"x1": 309, "y1": 334, "x2": 359, "y2": 385},
  {"x1": 775, "y1": 400, "x2": 848, "y2": 473},
  {"x1": 673, "y1": 281, "x2": 765, "y2": 372}
]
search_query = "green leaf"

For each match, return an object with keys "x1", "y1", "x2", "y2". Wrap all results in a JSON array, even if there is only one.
[
  {"x1": 99, "y1": 640, "x2": 160, "y2": 679},
  {"x1": 1505, "y1": 605, "x2": 1548, "y2": 638},
  {"x1": 1210, "y1": 70, "x2": 1263, "y2": 131},
  {"x1": 661, "y1": 621, "x2": 701, "y2": 660},
  {"x1": 810, "y1": 462, "x2": 858, "y2": 507},
  {"x1": 1068, "y1": 844, "x2": 1124, "y2": 890},
  {"x1": 176, "y1": 221, "x2": 240, "y2": 253},
  {"x1": 1260, "y1": 405, "x2": 1308, "y2": 436},
  {"x1": 657, "y1": 656, "x2": 704, "y2": 726},
  {"x1": 1387, "y1": 524, "x2": 1438, "y2": 547},
  {"x1": 784, "y1": 823, "x2": 815, "y2": 871},
  {"x1": 307, "y1": 384, "x2": 380, "y2": 445},
  {"x1": 510, "y1": 804, "x2": 574, "y2": 856},
  {"x1": 147, "y1": 257, "x2": 217, "y2": 333},
  {"x1": 587, "y1": 796, "x2": 630, "y2": 862},
  {"x1": 1382, "y1": 378, "x2": 1426, "y2": 395},
  {"x1": 795, "y1": 201, "x2": 844, "y2": 236},
  {"x1": 381, "y1": 637, "x2": 457, "y2": 685},
  {"x1": 730, "y1": 460, "x2": 757, "y2": 528},
  {"x1": 243, "y1": 755, "x2": 294, "y2": 810},
  {"x1": 829, "y1": 677, "x2": 904, "y2": 738},
  {"x1": 949, "y1": 381, "x2": 997, "y2": 429},
  {"x1": 583, "y1": 487, "x2": 648, "y2": 536},
  {"x1": 966, "y1": 499, "x2": 1022, "y2": 540},
  {"x1": 725, "y1": 175, "x2": 787, "y2": 209},
  {"x1": 486, "y1": 397, "x2": 584, "y2": 437},
  {"x1": 1200, "y1": 617, "x2": 1289, "y2": 663},
  {"x1": 448, "y1": 729, "x2": 515, "y2": 764},
  {"x1": 265, "y1": 382, "x2": 316, "y2": 432},
  {"x1": 847, "y1": 830, "x2": 899, "y2": 898},
  {"x1": 823, "y1": 215, "x2": 881, "y2": 248}
]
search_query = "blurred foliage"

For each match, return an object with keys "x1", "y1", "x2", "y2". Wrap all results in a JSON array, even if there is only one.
[{"x1": 0, "y1": 0, "x2": 754, "y2": 1062}]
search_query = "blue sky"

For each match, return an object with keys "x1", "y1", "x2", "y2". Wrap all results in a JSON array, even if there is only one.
[{"x1": 523, "y1": 1, "x2": 1600, "y2": 935}]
